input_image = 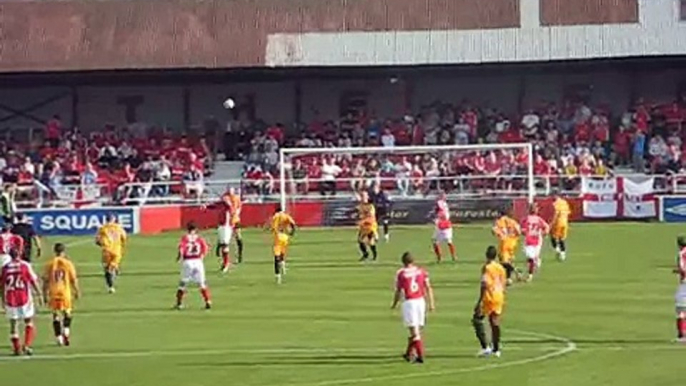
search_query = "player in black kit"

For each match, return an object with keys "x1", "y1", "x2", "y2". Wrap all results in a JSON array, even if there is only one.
[
  {"x1": 368, "y1": 184, "x2": 391, "y2": 242},
  {"x1": 12, "y1": 213, "x2": 41, "y2": 262}
]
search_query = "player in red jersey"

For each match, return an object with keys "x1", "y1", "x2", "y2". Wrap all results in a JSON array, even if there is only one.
[
  {"x1": 0, "y1": 223, "x2": 25, "y2": 267},
  {"x1": 175, "y1": 222, "x2": 212, "y2": 310},
  {"x1": 208, "y1": 186, "x2": 244, "y2": 272},
  {"x1": 432, "y1": 192, "x2": 456, "y2": 263},
  {"x1": 1, "y1": 250, "x2": 42, "y2": 356},
  {"x1": 673, "y1": 236, "x2": 686, "y2": 342},
  {"x1": 520, "y1": 204, "x2": 550, "y2": 282},
  {"x1": 391, "y1": 252, "x2": 436, "y2": 364}
]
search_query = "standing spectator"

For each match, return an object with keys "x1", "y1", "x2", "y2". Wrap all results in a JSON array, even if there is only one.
[
  {"x1": 98, "y1": 142, "x2": 118, "y2": 167},
  {"x1": 350, "y1": 159, "x2": 366, "y2": 193},
  {"x1": 45, "y1": 115, "x2": 62, "y2": 148},
  {"x1": 183, "y1": 164, "x2": 204, "y2": 200},
  {"x1": 81, "y1": 163, "x2": 98, "y2": 185},
  {"x1": 648, "y1": 134, "x2": 668, "y2": 160},
  {"x1": 613, "y1": 125, "x2": 631, "y2": 166},
  {"x1": 381, "y1": 128, "x2": 395, "y2": 148},
  {"x1": 320, "y1": 158, "x2": 341, "y2": 196},
  {"x1": 0, "y1": 184, "x2": 16, "y2": 223},
  {"x1": 521, "y1": 110, "x2": 540, "y2": 139},
  {"x1": 632, "y1": 131, "x2": 646, "y2": 173},
  {"x1": 291, "y1": 159, "x2": 309, "y2": 194},
  {"x1": 395, "y1": 156, "x2": 412, "y2": 196}
]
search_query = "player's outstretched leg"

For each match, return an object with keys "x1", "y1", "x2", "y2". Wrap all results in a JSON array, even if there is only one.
[
  {"x1": 448, "y1": 242, "x2": 456, "y2": 262},
  {"x1": 62, "y1": 312, "x2": 73, "y2": 346},
  {"x1": 220, "y1": 244, "x2": 231, "y2": 273},
  {"x1": 23, "y1": 319, "x2": 35, "y2": 356},
  {"x1": 104, "y1": 267, "x2": 115, "y2": 294},
  {"x1": 370, "y1": 244, "x2": 378, "y2": 261},
  {"x1": 9, "y1": 320, "x2": 20, "y2": 356},
  {"x1": 235, "y1": 231, "x2": 244, "y2": 263},
  {"x1": 383, "y1": 219, "x2": 390, "y2": 242},
  {"x1": 358, "y1": 243, "x2": 369, "y2": 261},
  {"x1": 558, "y1": 240, "x2": 567, "y2": 261},
  {"x1": 175, "y1": 283, "x2": 187, "y2": 309},
  {"x1": 408, "y1": 327, "x2": 424, "y2": 364},
  {"x1": 274, "y1": 255, "x2": 283, "y2": 284},
  {"x1": 52, "y1": 313, "x2": 64, "y2": 346},
  {"x1": 489, "y1": 314, "x2": 502, "y2": 357},
  {"x1": 432, "y1": 242, "x2": 442, "y2": 263},
  {"x1": 200, "y1": 285, "x2": 212, "y2": 309},
  {"x1": 472, "y1": 314, "x2": 491, "y2": 356}
]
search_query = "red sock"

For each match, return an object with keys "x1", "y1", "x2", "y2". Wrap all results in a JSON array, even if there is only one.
[
  {"x1": 200, "y1": 287, "x2": 211, "y2": 304},
  {"x1": 24, "y1": 325, "x2": 35, "y2": 348},
  {"x1": 678, "y1": 319, "x2": 686, "y2": 337},
  {"x1": 528, "y1": 259, "x2": 536, "y2": 275},
  {"x1": 176, "y1": 289, "x2": 185, "y2": 306},
  {"x1": 10, "y1": 335, "x2": 20, "y2": 352},
  {"x1": 448, "y1": 243, "x2": 456, "y2": 259},
  {"x1": 433, "y1": 244, "x2": 441, "y2": 261},
  {"x1": 222, "y1": 252, "x2": 231, "y2": 269},
  {"x1": 414, "y1": 337, "x2": 425, "y2": 359},
  {"x1": 405, "y1": 337, "x2": 415, "y2": 357}
]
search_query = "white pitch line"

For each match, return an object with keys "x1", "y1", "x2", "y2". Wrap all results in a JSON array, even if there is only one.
[
  {"x1": 283, "y1": 329, "x2": 577, "y2": 386},
  {"x1": 0, "y1": 345, "x2": 567, "y2": 363}
]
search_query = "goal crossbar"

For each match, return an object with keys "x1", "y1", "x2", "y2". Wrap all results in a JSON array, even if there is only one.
[{"x1": 278, "y1": 142, "x2": 535, "y2": 209}]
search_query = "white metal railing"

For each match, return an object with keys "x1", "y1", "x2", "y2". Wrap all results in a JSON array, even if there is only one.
[
  {"x1": 13, "y1": 182, "x2": 112, "y2": 208},
  {"x1": 16, "y1": 173, "x2": 678, "y2": 207}
]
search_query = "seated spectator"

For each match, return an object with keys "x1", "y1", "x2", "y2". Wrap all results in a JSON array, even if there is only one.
[
  {"x1": 182, "y1": 164, "x2": 204, "y2": 200},
  {"x1": 98, "y1": 142, "x2": 118, "y2": 167},
  {"x1": 395, "y1": 156, "x2": 411, "y2": 196},
  {"x1": 410, "y1": 164, "x2": 424, "y2": 195},
  {"x1": 521, "y1": 110, "x2": 540, "y2": 139},
  {"x1": 350, "y1": 159, "x2": 366, "y2": 193}
]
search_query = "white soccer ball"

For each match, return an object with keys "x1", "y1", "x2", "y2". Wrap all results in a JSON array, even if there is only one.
[{"x1": 223, "y1": 98, "x2": 236, "y2": 109}]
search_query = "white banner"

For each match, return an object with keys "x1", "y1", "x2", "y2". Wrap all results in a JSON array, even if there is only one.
[
  {"x1": 581, "y1": 178, "x2": 618, "y2": 218},
  {"x1": 623, "y1": 177, "x2": 656, "y2": 218}
]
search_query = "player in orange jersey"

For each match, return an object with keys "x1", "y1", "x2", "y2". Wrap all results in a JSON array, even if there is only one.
[
  {"x1": 42, "y1": 243, "x2": 80, "y2": 346},
  {"x1": 472, "y1": 245, "x2": 507, "y2": 357},
  {"x1": 550, "y1": 191, "x2": 571, "y2": 261},
  {"x1": 492, "y1": 206, "x2": 521, "y2": 285},
  {"x1": 226, "y1": 187, "x2": 244, "y2": 263}
]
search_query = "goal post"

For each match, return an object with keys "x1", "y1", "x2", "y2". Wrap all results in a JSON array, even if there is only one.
[{"x1": 278, "y1": 142, "x2": 535, "y2": 212}]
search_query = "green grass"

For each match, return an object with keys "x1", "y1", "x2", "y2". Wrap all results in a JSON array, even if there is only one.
[{"x1": 0, "y1": 223, "x2": 684, "y2": 386}]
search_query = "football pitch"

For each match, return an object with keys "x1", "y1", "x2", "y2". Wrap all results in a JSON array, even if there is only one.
[{"x1": 1, "y1": 223, "x2": 683, "y2": 386}]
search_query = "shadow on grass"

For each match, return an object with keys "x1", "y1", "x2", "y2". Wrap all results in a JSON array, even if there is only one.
[{"x1": 180, "y1": 353, "x2": 474, "y2": 367}]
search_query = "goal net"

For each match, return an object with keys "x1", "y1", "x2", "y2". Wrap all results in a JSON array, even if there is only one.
[{"x1": 279, "y1": 143, "x2": 535, "y2": 225}]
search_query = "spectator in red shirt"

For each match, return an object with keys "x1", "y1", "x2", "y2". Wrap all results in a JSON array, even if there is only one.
[
  {"x1": 613, "y1": 125, "x2": 631, "y2": 166},
  {"x1": 266, "y1": 124, "x2": 285, "y2": 145},
  {"x1": 574, "y1": 119, "x2": 591, "y2": 143},
  {"x1": 45, "y1": 115, "x2": 62, "y2": 148}
]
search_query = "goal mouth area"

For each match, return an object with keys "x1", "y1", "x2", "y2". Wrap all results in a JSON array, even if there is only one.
[{"x1": 278, "y1": 143, "x2": 535, "y2": 207}]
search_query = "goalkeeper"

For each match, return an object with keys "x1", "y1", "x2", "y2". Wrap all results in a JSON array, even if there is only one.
[{"x1": 369, "y1": 184, "x2": 392, "y2": 242}]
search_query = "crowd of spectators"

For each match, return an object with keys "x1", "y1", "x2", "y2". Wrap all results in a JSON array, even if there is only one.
[
  {"x1": 1, "y1": 115, "x2": 212, "y2": 206},
  {"x1": 234, "y1": 91, "x2": 686, "y2": 197}
]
